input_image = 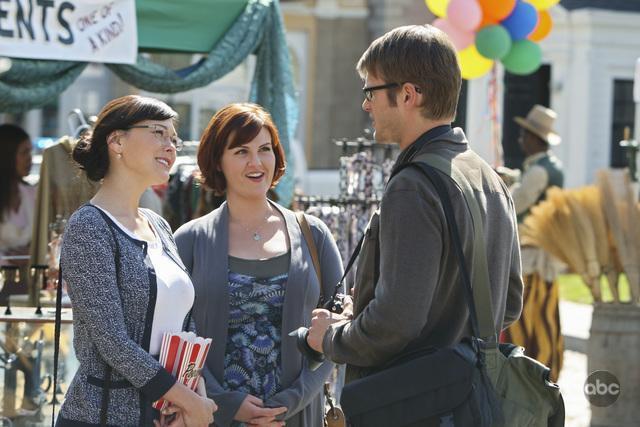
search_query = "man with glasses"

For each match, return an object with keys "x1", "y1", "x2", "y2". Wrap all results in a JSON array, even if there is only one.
[{"x1": 307, "y1": 25, "x2": 524, "y2": 385}]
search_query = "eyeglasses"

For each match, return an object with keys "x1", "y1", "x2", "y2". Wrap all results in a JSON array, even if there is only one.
[
  {"x1": 362, "y1": 83, "x2": 399, "y2": 101},
  {"x1": 124, "y1": 124, "x2": 183, "y2": 152},
  {"x1": 362, "y1": 82, "x2": 423, "y2": 101}
]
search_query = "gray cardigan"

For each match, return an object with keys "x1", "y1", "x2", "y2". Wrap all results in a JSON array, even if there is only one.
[
  {"x1": 323, "y1": 128, "x2": 524, "y2": 380},
  {"x1": 58, "y1": 205, "x2": 192, "y2": 426},
  {"x1": 174, "y1": 202, "x2": 343, "y2": 427}
]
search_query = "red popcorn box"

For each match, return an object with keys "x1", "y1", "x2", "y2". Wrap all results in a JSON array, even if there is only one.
[{"x1": 153, "y1": 332, "x2": 212, "y2": 411}]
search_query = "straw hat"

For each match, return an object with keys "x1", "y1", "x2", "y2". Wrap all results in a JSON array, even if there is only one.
[{"x1": 514, "y1": 105, "x2": 561, "y2": 145}]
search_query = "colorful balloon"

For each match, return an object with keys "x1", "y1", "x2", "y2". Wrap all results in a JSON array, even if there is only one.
[
  {"x1": 458, "y1": 44, "x2": 494, "y2": 79},
  {"x1": 475, "y1": 25, "x2": 512, "y2": 60},
  {"x1": 501, "y1": 39, "x2": 542, "y2": 75},
  {"x1": 433, "y1": 18, "x2": 475, "y2": 51},
  {"x1": 478, "y1": 0, "x2": 516, "y2": 22},
  {"x1": 501, "y1": 0, "x2": 539, "y2": 41},
  {"x1": 425, "y1": 0, "x2": 449, "y2": 18},
  {"x1": 528, "y1": 0, "x2": 560, "y2": 10},
  {"x1": 447, "y1": 0, "x2": 482, "y2": 32},
  {"x1": 528, "y1": 9, "x2": 552, "y2": 41}
]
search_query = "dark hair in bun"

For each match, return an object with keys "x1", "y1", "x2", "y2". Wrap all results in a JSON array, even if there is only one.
[{"x1": 73, "y1": 95, "x2": 178, "y2": 181}]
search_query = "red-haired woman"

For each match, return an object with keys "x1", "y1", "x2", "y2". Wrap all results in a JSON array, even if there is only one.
[{"x1": 175, "y1": 103, "x2": 343, "y2": 427}]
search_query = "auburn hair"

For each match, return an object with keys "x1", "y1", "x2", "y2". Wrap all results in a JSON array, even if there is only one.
[{"x1": 198, "y1": 103, "x2": 286, "y2": 195}]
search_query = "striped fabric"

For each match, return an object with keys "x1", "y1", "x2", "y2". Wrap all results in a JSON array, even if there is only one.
[{"x1": 503, "y1": 273, "x2": 564, "y2": 382}]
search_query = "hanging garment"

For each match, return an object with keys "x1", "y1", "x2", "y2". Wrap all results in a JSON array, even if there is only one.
[{"x1": 30, "y1": 137, "x2": 100, "y2": 265}]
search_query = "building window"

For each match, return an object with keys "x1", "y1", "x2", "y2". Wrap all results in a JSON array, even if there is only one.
[
  {"x1": 610, "y1": 79, "x2": 636, "y2": 168},
  {"x1": 502, "y1": 65, "x2": 551, "y2": 169}
]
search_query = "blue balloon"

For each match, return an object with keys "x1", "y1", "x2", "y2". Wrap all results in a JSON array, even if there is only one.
[{"x1": 501, "y1": 0, "x2": 539, "y2": 41}]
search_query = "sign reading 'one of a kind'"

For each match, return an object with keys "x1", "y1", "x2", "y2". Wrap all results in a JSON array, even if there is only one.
[{"x1": 0, "y1": 0, "x2": 137, "y2": 64}]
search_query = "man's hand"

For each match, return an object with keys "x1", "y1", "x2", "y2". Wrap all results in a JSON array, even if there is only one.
[{"x1": 307, "y1": 309, "x2": 347, "y2": 353}]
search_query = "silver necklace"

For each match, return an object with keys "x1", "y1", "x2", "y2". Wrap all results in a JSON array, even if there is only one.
[{"x1": 238, "y1": 211, "x2": 272, "y2": 242}]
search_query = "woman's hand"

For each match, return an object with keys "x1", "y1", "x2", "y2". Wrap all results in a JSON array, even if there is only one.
[
  {"x1": 247, "y1": 421, "x2": 286, "y2": 427},
  {"x1": 235, "y1": 395, "x2": 287, "y2": 424},
  {"x1": 196, "y1": 377, "x2": 207, "y2": 397},
  {"x1": 181, "y1": 395, "x2": 217, "y2": 427},
  {"x1": 154, "y1": 406, "x2": 185, "y2": 427},
  {"x1": 163, "y1": 382, "x2": 217, "y2": 427}
]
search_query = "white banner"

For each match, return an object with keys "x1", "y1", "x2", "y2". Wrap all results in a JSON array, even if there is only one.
[{"x1": 0, "y1": 0, "x2": 137, "y2": 64}]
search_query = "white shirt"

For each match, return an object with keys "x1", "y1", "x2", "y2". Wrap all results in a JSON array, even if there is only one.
[
  {"x1": 93, "y1": 205, "x2": 194, "y2": 355},
  {"x1": 510, "y1": 152, "x2": 550, "y2": 215},
  {"x1": 0, "y1": 182, "x2": 36, "y2": 254}
]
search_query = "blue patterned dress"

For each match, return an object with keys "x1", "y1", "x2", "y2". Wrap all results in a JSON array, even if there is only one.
[{"x1": 223, "y1": 256, "x2": 288, "y2": 402}]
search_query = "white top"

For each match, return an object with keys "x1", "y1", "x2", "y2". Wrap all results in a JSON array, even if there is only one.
[
  {"x1": 92, "y1": 205, "x2": 195, "y2": 355},
  {"x1": 510, "y1": 152, "x2": 550, "y2": 215},
  {"x1": 0, "y1": 182, "x2": 36, "y2": 255}
]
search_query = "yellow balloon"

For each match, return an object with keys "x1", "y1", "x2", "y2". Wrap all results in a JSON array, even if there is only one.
[
  {"x1": 528, "y1": 0, "x2": 560, "y2": 10},
  {"x1": 458, "y1": 45, "x2": 493, "y2": 80},
  {"x1": 425, "y1": 0, "x2": 449, "y2": 18}
]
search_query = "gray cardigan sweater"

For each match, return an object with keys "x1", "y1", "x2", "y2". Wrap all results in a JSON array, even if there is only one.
[
  {"x1": 323, "y1": 128, "x2": 524, "y2": 380},
  {"x1": 174, "y1": 202, "x2": 343, "y2": 427},
  {"x1": 58, "y1": 205, "x2": 192, "y2": 426}
]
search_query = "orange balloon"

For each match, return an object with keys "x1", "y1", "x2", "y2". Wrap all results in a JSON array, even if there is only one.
[
  {"x1": 528, "y1": 9, "x2": 552, "y2": 41},
  {"x1": 478, "y1": 0, "x2": 516, "y2": 22},
  {"x1": 479, "y1": 13, "x2": 498, "y2": 28}
]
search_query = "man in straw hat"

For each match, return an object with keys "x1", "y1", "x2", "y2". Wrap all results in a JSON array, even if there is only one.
[
  {"x1": 510, "y1": 104, "x2": 564, "y2": 222},
  {"x1": 503, "y1": 104, "x2": 565, "y2": 381}
]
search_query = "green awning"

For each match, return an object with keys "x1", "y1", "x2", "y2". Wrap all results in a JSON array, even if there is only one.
[{"x1": 137, "y1": 0, "x2": 249, "y2": 53}]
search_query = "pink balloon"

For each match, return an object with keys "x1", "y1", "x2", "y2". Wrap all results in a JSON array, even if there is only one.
[
  {"x1": 447, "y1": 0, "x2": 482, "y2": 32},
  {"x1": 433, "y1": 18, "x2": 475, "y2": 50}
]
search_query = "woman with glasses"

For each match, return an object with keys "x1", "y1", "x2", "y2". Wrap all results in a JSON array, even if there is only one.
[
  {"x1": 58, "y1": 95, "x2": 216, "y2": 426},
  {"x1": 175, "y1": 103, "x2": 344, "y2": 427}
]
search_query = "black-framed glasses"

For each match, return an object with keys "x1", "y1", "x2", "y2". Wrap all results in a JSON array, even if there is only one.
[
  {"x1": 362, "y1": 82, "x2": 400, "y2": 101},
  {"x1": 362, "y1": 82, "x2": 423, "y2": 101},
  {"x1": 124, "y1": 124, "x2": 183, "y2": 152}
]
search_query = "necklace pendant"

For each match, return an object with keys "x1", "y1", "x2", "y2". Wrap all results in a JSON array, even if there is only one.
[{"x1": 253, "y1": 232, "x2": 262, "y2": 241}]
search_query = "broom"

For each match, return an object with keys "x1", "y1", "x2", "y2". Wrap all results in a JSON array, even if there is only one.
[
  {"x1": 622, "y1": 173, "x2": 640, "y2": 302},
  {"x1": 566, "y1": 189, "x2": 602, "y2": 301},
  {"x1": 597, "y1": 170, "x2": 640, "y2": 303},
  {"x1": 521, "y1": 189, "x2": 588, "y2": 286},
  {"x1": 573, "y1": 186, "x2": 619, "y2": 302}
]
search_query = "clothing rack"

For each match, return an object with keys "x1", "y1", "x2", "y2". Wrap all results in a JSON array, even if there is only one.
[
  {"x1": 333, "y1": 137, "x2": 399, "y2": 160},
  {"x1": 298, "y1": 138, "x2": 396, "y2": 270},
  {"x1": 294, "y1": 195, "x2": 380, "y2": 210}
]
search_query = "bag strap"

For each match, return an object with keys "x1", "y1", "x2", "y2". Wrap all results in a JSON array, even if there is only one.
[
  {"x1": 295, "y1": 212, "x2": 345, "y2": 424},
  {"x1": 295, "y1": 211, "x2": 365, "y2": 307},
  {"x1": 52, "y1": 266, "x2": 63, "y2": 427},
  {"x1": 296, "y1": 212, "x2": 322, "y2": 296},
  {"x1": 53, "y1": 205, "x2": 121, "y2": 426},
  {"x1": 390, "y1": 155, "x2": 497, "y2": 343},
  {"x1": 414, "y1": 154, "x2": 497, "y2": 342}
]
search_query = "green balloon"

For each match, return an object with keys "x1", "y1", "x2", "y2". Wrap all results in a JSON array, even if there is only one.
[
  {"x1": 501, "y1": 40, "x2": 542, "y2": 75},
  {"x1": 475, "y1": 25, "x2": 512, "y2": 60}
]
